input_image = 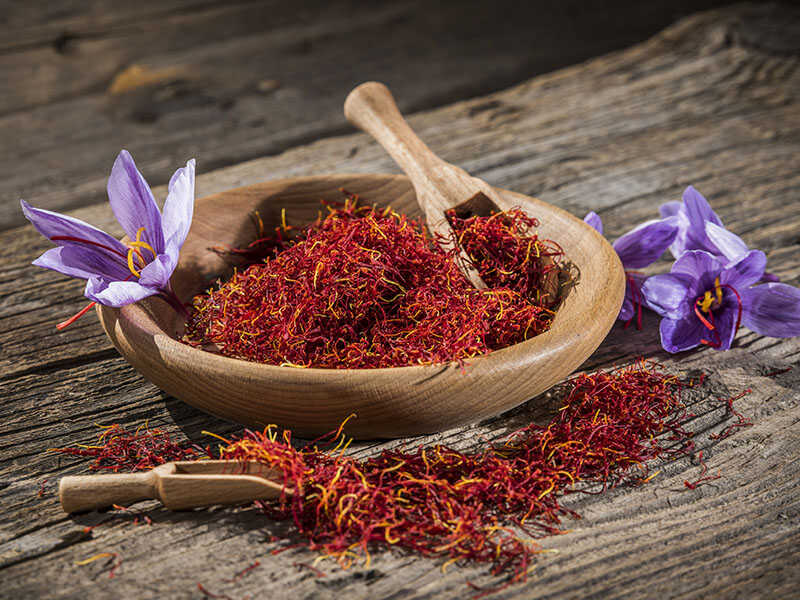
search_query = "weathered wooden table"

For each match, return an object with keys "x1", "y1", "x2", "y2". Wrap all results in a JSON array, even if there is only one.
[{"x1": 2, "y1": 3, "x2": 799, "y2": 598}]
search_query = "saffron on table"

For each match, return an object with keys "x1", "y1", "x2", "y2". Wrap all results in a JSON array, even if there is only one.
[
  {"x1": 216, "y1": 361, "x2": 697, "y2": 581},
  {"x1": 53, "y1": 362, "x2": 751, "y2": 585}
]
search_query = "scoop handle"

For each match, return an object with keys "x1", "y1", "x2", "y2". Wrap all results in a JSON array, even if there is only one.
[
  {"x1": 344, "y1": 82, "x2": 489, "y2": 289},
  {"x1": 59, "y1": 472, "x2": 157, "y2": 513},
  {"x1": 345, "y1": 84, "x2": 443, "y2": 182}
]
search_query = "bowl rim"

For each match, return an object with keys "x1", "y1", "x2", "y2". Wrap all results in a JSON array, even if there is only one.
[{"x1": 101, "y1": 173, "x2": 623, "y2": 378}]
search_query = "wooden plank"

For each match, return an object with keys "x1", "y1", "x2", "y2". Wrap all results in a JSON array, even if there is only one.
[
  {"x1": 3, "y1": 3, "x2": 799, "y2": 382},
  {"x1": 1, "y1": 4, "x2": 799, "y2": 598},
  {"x1": 0, "y1": 1, "x2": 222, "y2": 50},
  {"x1": 0, "y1": 0, "x2": 731, "y2": 229},
  {"x1": 1, "y1": 352, "x2": 797, "y2": 598}
]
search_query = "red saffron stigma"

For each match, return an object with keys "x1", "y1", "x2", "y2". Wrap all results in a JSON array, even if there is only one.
[
  {"x1": 56, "y1": 301, "x2": 97, "y2": 330},
  {"x1": 718, "y1": 283, "x2": 744, "y2": 330},
  {"x1": 213, "y1": 361, "x2": 697, "y2": 583},
  {"x1": 694, "y1": 300, "x2": 721, "y2": 348},
  {"x1": 764, "y1": 367, "x2": 792, "y2": 377},
  {"x1": 683, "y1": 450, "x2": 721, "y2": 490},
  {"x1": 223, "y1": 560, "x2": 261, "y2": 583},
  {"x1": 51, "y1": 235, "x2": 128, "y2": 259},
  {"x1": 709, "y1": 389, "x2": 753, "y2": 440},
  {"x1": 59, "y1": 363, "x2": 752, "y2": 593},
  {"x1": 694, "y1": 283, "x2": 743, "y2": 348},
  {"x1": 183, "y1": 196, "x2": 565, "y2": 368},
  {"x1": 49, "y1": 423, "x2": 209, "y2": 472},
  {"x1": 624, "y1": 272, "x2": 644, "y2": 330},
  {"x1": 293, "y1": 562, "x2": 326, "y2": 578},
  {"x1": 196, "y1": 583, "x2": 235, "y2": 600}
]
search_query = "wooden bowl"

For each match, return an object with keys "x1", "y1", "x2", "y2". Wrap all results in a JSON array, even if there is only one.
[{"x1": 97, "y1": 174, "x2": 624, "y2": 439}]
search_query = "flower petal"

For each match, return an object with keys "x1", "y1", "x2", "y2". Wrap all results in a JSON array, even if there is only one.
[
  {"x1": 162, "y1": 159, "x2": 195, "y2": 256},
  {"x1": 668, "y1": 186, "x2": 723, "y2": 258},
  {"x1": 642, "y1": 273, "x2": 693, "y2": 318},
  {"x1": 618, "y1": 296, "x2": 634, "y2": 321},
  {"x1": 711, "y1": 304, "x2": 738, "y2": 351},
  {"x1": 705, "y1": 221, "x2": 749, "y2": 261},
  {"x1": 583, "y1": 211, "x2": 603, "y2": 235},
  {"x1": 612, "y1": 218, "x2": 677, "y2": 269},
  {"x1": 760, "y1": 272, "x2": 781, "y2": 283},
  {"x1": 668, "y1": 212, "x2": 692, "y2": 259},
  {"x1": 107, "y1": 150, "x2": 165, "y2": 254},
  {"x1": 138, "y1": 253, "x2": 176, "y2": 289},
  {"x1": 671, "y1": 250, "x2": 723, "y2": 293},
  {"x1": 20, "y1": 200, "x2": 127, "y2": 257},
  {"x1": 660, "y1": 316, "x2": 703, "y2": 353},
  {"x1": 33, "y1": 245, "x2": 130, "y2": 281},
  {"x1": 659, "y1": 201, "x2": 681, "y2": 218},
  {"x1": 85, "y1": 277, "x2": 157, "y2": 307},
  {"x1": 683, "y1": 185, "x2": 723, "y2": 227},
  {"x1": 740, "y1": 283, "x2": 800, "y2": 338},
  {"x1": 720, "y1": 250, "x2": 766, "y2": 289}
]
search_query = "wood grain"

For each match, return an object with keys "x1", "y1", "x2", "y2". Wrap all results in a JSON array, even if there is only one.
[
  {"x1": 1, "y1": 3, "x2": 799, "y2": 599},
  {"x1": 0, "y1": 0, "x2": 731, "y2": 230}
]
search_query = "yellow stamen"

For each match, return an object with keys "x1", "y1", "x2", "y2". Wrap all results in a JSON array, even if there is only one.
[
  {"x1": 134, "y1": 227, "x2": 155, "y2": 253},
  {"x1": 128, "y1": 240, "x2": 155, "y2": 255},
  {"x1": 698, "y1": 277, "x2": 722, "y2": 313},
  {"x1": 124, "y1": 227, "x2": 157, "y2": 278},
  {"x1": 127, "y1": 250, "x2": 141, "y2": 277}
]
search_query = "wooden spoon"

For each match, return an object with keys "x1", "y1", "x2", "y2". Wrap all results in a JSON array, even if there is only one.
[
  {"x1": 59, "y1": 460, "x2": 289, "y2": 513},
  {"x1": 344, "y1": 81, "x2": 497, "y2": 289},
  {"x1": 345, "y1": 82, "x2": 560, "y2": 303}
]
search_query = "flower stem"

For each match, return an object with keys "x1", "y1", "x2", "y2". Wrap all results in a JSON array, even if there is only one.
[{"x1": 160, "y1": 288, "x2": 189, "y2": 318}]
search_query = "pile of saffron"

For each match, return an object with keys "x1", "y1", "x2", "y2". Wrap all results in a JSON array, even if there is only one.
[
  {"x1": 53, "y1": 363, "x2": 752, "y2": 585},
  {"x1": 447, "y1": 209, "x2": 563, "y2": 309},
  {"x1": 215, "y1": 362, "x2": 693, "y2": 580},
  {"x1": 50, "y1": 423, "x2": 206, "y2": 472},
  {"x1": 182, "y1": 197, "x2": 563, "y2": 368}
]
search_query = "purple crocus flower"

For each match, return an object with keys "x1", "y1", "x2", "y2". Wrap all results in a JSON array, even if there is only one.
[
  {"x1": 22, "y1": 150, "x2": 194, "y2": 325},
  {"x1": 584, "y1": 211, "x2": 678, "y2": 328},
  {"x1": 660, "y1": 185, "x2": 779, "y2": 282},
  {"x1": 642, "y1": 249, "x2": 800, "y2": 352}
]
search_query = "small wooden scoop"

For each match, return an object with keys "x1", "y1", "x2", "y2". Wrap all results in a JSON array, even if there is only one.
[
  {"x1": 59, "y1": 460, "x2": 289, "y2": 513},
  {"x1": 344, "y1": 81, "x2": 499, "y2": 289}
]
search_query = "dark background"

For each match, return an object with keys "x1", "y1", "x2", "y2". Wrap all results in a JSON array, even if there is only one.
[{"x1": 1, "y1": 0, "x2": 733, "y2": 229}]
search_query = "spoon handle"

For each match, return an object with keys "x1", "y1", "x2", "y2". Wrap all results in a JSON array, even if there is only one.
[
  {"x1": 344, "y1": 82, "x2": 489, "y2": 289},
  {"x1": 345, "y1": 83, "x2": 444, "y2": 192},
  {"x1": 344, "y1": 82, "x2": 471, "y2": 219},
  {"x1": 59, "y1": 471, "x2": 157, "y2": 513}
]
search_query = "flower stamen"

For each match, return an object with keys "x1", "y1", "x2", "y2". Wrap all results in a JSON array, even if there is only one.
[
  {"x1": 130, "y1": 227, "x2": 156, "y2": 257},
  {"x1": 698, "y1": 277, "x2": 722, "y2": 313},
  {"x1": 127, "y1": 249, "x2": 142, "y2": 277},
  {"x1": 694, "y1": 279, "x2": 742, "y2": 349},
  {"x1": 125, "y1": 227, "x2": 156, "y2": 278}
]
